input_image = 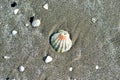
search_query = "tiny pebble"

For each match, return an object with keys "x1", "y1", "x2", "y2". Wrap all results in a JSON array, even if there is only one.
[
  {"x1": 12, "y1": 30, "x2": 17, "y2": 35},
  {"x1": 45, "y1": 56, "x2": 53, "y2": 63},
  {"x1": 14, "y1": 9, "x2": 19, "y2": 14},
  {"x1": 95, "y1": 65, "x2": 99, "y2": 69},
  {"x1": 69, "y1": 67, "x2": 73, "y2": 71},
  {"x1": 25, "y1": 23, "x2": 29, "y2": 26},
  {"x1": 91, "y1": 17, "x2": 97, "y2": 23},
  {"x1": 18, "y1": 66, "x2": 25, "y2": 72},
  {"x1": 32, "y1": 19, "x2": 41, "y2": 27},
  {"x1": 3, "y1": 56, "x2": 10, "y2": 59},
  {"x1": 43, "y1": 3, "x2": 48, "y2": 10}
]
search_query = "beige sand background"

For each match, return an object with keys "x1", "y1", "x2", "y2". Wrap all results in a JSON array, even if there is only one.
[{"x1": 0, "y1": 0, "x2": 120, "y2": 80}]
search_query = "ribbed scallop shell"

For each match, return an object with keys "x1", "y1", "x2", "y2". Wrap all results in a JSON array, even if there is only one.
[{"x1": 50, "y1": 30, "x2": 72, "y2": 53}]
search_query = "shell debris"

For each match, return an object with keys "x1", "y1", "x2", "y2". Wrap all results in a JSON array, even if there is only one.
[
  {"x1": 18, "y1": 66, "x2": 25, "y2": 72},
  {"x1": 3, "y1": 56, "x2": 10, "y2": 60},
  {"x1": 95, "y1": 65, "x2": 99, "y2": 69},
  {"x1": 43, "y1": 3, "x2": 48, "y2": 10},
  {"x1": 50, "y1": 30, "x2": 72, "y2": 53},
  {"x1": 25, "y1": 23, "x2": 29, "y2": 26},
  {"x1": 45, "y1": 56, "x2": 53, "y2": 63},
  {"x1": 14, "y1": 9, "x2": 19, "y2": 14},
  {"x1": 12, "y1": 30, "x2": 17, "y2": 35},
  {"x1": 91, "y1": 17, "x2": 97, "y2": 23},
  {"x1": 32, "y1": 19, "x2": 41, "y2": 27},
  {"x1": 69, "y1": 67, "x2": 73, "y2": 71}
]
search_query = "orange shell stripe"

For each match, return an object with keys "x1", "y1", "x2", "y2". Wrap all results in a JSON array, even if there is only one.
[{"x1": 58, "y1": 34, "x2": 67, "y2": 40}]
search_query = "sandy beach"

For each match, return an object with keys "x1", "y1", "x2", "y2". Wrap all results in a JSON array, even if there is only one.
[{"x1": 0, "y1": 0, "x2": 120, "y2": 80}]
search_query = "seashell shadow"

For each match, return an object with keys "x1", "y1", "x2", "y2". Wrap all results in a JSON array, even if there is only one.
[{"x1": 29, "y1": 16, "x2": 34, "y2": 25}]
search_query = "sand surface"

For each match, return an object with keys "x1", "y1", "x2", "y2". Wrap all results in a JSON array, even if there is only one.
[{"x1": 0, "y1": 0, "x2": 120, "y2": 80}]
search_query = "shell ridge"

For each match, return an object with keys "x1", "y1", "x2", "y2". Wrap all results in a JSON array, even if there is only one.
[
  {"x1": 54, "y1": 39, "x2": 61, "y2": 49},
  {"x1": 62, "y1": 39, "x2": 66, "y2": 52},
  {"x1": 57, "y1": 39, "x2": 64, "y2": 52}
]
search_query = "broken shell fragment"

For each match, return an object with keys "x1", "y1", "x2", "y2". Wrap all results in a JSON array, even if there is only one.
[
  {"x1": 32, "y1": 19, "x2": 41, "y2": 27},
  {"x1": 14, "y1": 9, "x2": 19, "y2": 14},
  {"x1": 95, "y1": 65, "x2": 99, "y2": 69},
  {"x1": 12, "y1": 30, "x2": 17, "y2": 35},
  {"x1": 3, "y1": 56, "x2": 10, "y2": 60},
  {"x1": 69, "y1": 67, "x2": 73, "y2": 71},
  {"x1": 43, "y1": 3, "x2": 48, "y2": 10},
  {"x1": 45, "y1": 56, "x2": 53, "y2": 63},
  {"x1": 91, "y1": 17, "x2": 97, "y2": 23},
  {"x1": 25, "y1": 23, "x2": 29, "y2": 26},
  {"x1": 50, "y1": 30, "x2": 72, "y2": 53},
  {"x1": 18, "y1": 66, "x2": 25, "y2": 72}
]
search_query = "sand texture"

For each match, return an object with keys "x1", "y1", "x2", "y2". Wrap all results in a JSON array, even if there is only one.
[{"x1": 0, "y1": 0, "x2": 120, "y2": 80}]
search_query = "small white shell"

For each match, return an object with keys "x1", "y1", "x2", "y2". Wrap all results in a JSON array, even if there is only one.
[
  {"x1": 18, "y1": 66, "x2": 25, "y2": 72},
  {"x1": 32, "y1": 19, "x2": 41, "y2": 27},
  {"x1": 43, "y1": 3, "x2": 48, "y2": 10},
  {"x1": 50, "y1": 30, "x2": 72, "y2": 53},
  {"x1": 3, "y1": 56, "x2": 10, "y2": 60},
  {"x1": 14, "y1": 9, "x2": 19, "y2": 14},
  {"x1": 91, "y1": 17, "x2": 97, "y2": 23},
  {"x1": 45, "y1": 56, "x2": 53, "y2": 63},
  {"x1": 69, "y1": 67, "x2": 73, "y2": 71},
  {"x1": 25, "y1": 23, "x2": 29, "y2": 26},
  {"x1": 95, "y1": 65, "x2": 99, "y2": 69},
  {"x1": 12, "y1": 30, "x2": 17, "y2": 35}
]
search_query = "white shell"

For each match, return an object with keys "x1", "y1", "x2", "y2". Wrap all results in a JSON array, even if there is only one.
[
  {"x1": 12, "y1": 30, "x2": 17, "y2": 35},
  {"x1": 91, "y1": 17, "x2": 97, "y2": 23},
  {"x1": 32, "y1": 19, "x2": 41, "y2": 27},
  {"x1": 14, "y1": 9, "x2": 19, "y2": 14},
  {"x1": 43, "y1": 3, "x2": 48, "y2": 10},
  {"x1": 69, "y1": 67, "x2": 73, "y2": 71},
  {"x1": 18, "y1": 66, "x2": 25, "y2": 72},
  {"x1": 3, "y1": 56, "x2": 10, "y2": 60},
  {"x1": 45, "y1": 56, "x2": 53, "y2": 63},
  {"x1": 50, "y1": 30, "x2": 72, "y2": 53},
  {"x1": 25, "y1": 23, "x2": 29, "y2": 26},
  {"x1": 95, "y1": 65, "x2": 99, "y2": 69}
]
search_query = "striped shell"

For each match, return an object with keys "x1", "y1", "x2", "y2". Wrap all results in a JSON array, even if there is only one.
[{"x1": 50, "y1": 30, "x2": 72, "y2": 53}]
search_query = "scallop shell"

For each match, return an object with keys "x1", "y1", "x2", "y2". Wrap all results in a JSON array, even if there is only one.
[
  {"x1": 50, "y1": 30, "x2": 72, "y2": 53},
  {"x1": 43, "y1": 3, "x2": 48, "y2": 10}
]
